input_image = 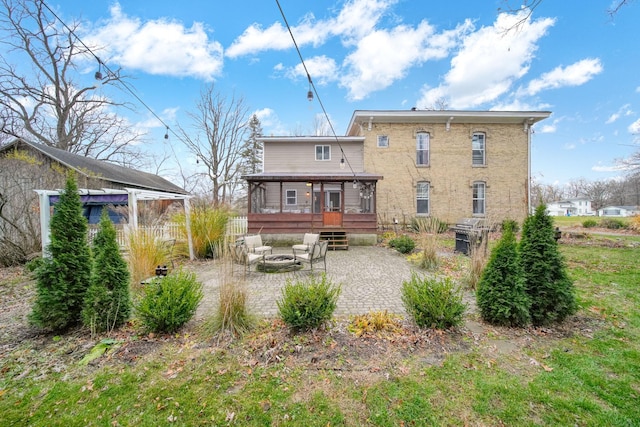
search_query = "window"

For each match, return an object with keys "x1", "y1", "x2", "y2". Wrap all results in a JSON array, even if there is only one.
[
  {"x1": 472, "y1": 181, "x2": 485, "y2": 215},
  {"x1": 315, "y1": 145, "x2": 330, "y2": 161},
  {"x1": 472, "y1": 133, "x2": 485, "y2": 165},
  {"x1": 377, "y1": 135, "x2": 389, "y2": 148},
  {"x1": 285, "y1": 189, "x2": 297, "y2": 205},
  {"x1": 416, "y1": 132, "x2": 429, "y2": 166},
  {"x1": 416, "y1": 181, "x2": 429, "y2": 214}
]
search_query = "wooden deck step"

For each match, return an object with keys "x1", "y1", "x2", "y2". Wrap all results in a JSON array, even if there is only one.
[{"x1": 320, "y1": 230, "x2": 348, "y2": 250}]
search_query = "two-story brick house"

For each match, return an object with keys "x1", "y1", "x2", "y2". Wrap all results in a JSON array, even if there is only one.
[{"x1": 345, "y1": 110, "x2": 551, "y2": 226}]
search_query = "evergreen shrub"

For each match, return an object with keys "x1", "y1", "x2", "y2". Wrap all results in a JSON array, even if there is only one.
[
  {"x1": 388, "y1": 235, "x2": 416, "y2": 254},
  {"x1": 520, "y1": 204, "x2": 577, "y2": 326},
  {"x1": 277, "y1": 274, "x2": 340, "y2": 331},
  {"x1": 599, "y1": 218, "x2": 626, "y2": 230},
  {"x1": 402, "y1": 273, "x2": 465, "y2": 329},
  {"x1": 582, "y1": 219, "x2": 598, "y2": 228},
  {"x1": 82, "y1": 210, "x2": 131, "y2": 334},
  {"x1": 29, "y1": 175, "x2": 91, "y2": 331},
  {"x1": 135, "y1": 270, "x2": 203, "y2": 333},
  {"x1": 476, "y1": 222, "x2": 530, "y2": 327}
]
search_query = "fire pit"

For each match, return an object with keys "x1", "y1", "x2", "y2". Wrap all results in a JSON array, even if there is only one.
[{"x1": 257, "y1": 254, "x2": 302, "y2": 273}]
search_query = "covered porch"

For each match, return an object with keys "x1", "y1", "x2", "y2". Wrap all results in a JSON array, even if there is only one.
[{"x1": 244, "y1": 173, "x2": 382, "y2": 235}]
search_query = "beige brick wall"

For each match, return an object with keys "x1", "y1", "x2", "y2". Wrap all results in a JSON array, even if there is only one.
[{"x1": 361, "y1": 122, "x2": 530, "y2": 226}]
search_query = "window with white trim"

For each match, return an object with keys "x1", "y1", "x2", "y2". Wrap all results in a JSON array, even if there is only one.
[
  {"x1": 416, "y1": 132, "x2": 429, "y2": 166},
  {"x1": 473, "y1": 181, "x2": 486, "y2": 215},
  {"x1": 472, "y1": 133, "x2": 486, "y2": 166},
  {"x1": 377, "y1": 135, "x2": 389, "y2": 148},
  {"x1": 315, "y1": 145, "x2": 330, "y2": 161},
  {"x1": 285, "y1": 189, "x2": 297, "y2": 205},
  {"x1": 416, "y1": 181, "x2": 429, "y2": 215}
]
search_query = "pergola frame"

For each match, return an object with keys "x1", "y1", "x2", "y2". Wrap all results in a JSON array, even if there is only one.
[{"x1": 35, "y1": 188, "x2": 195, "y2": 260}]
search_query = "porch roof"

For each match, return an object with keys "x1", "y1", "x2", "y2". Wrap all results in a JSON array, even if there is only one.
[{"x1": 243, "y1": 172, "x2": 383, "y2": 182}]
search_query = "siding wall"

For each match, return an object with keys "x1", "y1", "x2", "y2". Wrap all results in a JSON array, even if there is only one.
[
  {"x1": 359, "y1": 122, "x2": 530, "y2": 225},
  {"x1": 264, "y1": 140, "x2": 364, "y2": 173}
]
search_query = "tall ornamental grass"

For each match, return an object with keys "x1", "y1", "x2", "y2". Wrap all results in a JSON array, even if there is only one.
[
  {"x1": 126, "y1": 228, "x2": 171, "y2": 284},
  {"x1": 173, "y1": 205, "x2": 229, "y2": 258}
]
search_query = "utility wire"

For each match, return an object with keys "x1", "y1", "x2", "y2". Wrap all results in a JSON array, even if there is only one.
[
  {"x1": 41, "y1": 0, "x2": 177, "y2": 140},
  {"x1": 274, "y1": 0, "x2": 357, "y2": 179}
]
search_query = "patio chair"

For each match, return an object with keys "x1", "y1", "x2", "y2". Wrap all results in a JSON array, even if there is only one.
[
  {"x1": 292, "y1": 233, "x2": 320, "y2": 255},
  {"x1": 243, "y1": 234, "x2": 273, "y2": 255},
  {"x1": 294, "y1": 240, "x2": 328, "y2": 272},
  {"x1": 228, "y1": 242, "x2": 265, "y2": 273}
]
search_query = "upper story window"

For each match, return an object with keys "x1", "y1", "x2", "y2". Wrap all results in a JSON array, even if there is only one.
[
  {"x1": 472, "y1": 181, "x2": 486, "y2": 215},
  {"x1": 285, "y1": 189, "x2": 297, "y2": 205},
  {"x1": 377, "y1": 135, "x2": 389, "y2": 148},
  {"x1": 416, "y1": 181, "x2": 430, "y2": 215},
  {"x1": 315, "y1": 145, "x2": 330, "y2": 161},
  {"x1": 472, "y1": 133, "x2": 486, "y2": 166},
  {"x1": 416, "y1": 132, "x2": 429, "y2": 166}
]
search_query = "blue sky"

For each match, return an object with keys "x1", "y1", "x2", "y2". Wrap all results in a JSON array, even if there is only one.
[{"x1": 40, "y1": 0, "x2": 640, "y2": 186}]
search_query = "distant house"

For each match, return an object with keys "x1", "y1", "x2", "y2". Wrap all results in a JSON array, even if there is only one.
[
  {"x1": 546, "y1": 198, "x2": 595, "y2": 216},
  {"x1": 0, "y1": 139, "x2": 191, "y2": 260},
  {"x1": 598, "y1": 206, "x2": 639, "y2": 217},
  {"x1": 345, "y1": 110, "x2": 551, "y2": 225}
]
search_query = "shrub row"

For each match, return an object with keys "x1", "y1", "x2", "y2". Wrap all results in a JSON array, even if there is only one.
[
  {"x1": 477, "y1": 205, "x2": 577, "y2": 327},
  {"x1": 582, "y1": 218, "x2": 627, "y2": 229}
]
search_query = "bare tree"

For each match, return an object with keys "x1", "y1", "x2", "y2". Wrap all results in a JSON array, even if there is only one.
[
  {"x1": 531, "y1": 178, "x2": 564, "y2": 205},
  {"x1": 585, "y1": 179, "x2": 612, "y2": 212},
  {"x1": 177, "y1": 84, "x2": 250, "y2": 206},
  {"x1": 0, "y1": 0, "x2": 143, "y2": 164}
]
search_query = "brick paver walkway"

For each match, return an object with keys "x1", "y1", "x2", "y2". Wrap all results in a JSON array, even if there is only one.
[{"x1": 190, "y1": 246, "x2": 416, "y2": 319}]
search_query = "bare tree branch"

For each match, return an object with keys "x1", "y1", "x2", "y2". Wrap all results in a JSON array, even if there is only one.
[
  {"x1": 177, "y1": 84, "x2": 250, "y2": 206},
  {"x1": 0, "y1": 0, "x2": 144, "y2": 165}
]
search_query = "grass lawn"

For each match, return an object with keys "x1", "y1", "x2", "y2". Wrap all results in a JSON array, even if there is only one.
[{"x1": 0, "y1": 235, "x2": 638, "y2": 426}]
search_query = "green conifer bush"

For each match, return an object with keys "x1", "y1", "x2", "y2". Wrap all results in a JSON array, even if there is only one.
[
  {"x1": 520, "y1": 204, "x2": 577, "y2": 326},
  {"x1": 82, "y1": 210, "x2": 131, "y2": 334},
  {"x1": 476, "y1": 222, "x2": 530, "y2": 327},
  {"x1": 30, "y1": 175, "x2": 91, "y2": 331}
]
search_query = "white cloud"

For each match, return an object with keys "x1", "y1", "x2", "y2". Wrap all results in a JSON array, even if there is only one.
[
  {"x1": 226, "y1": 0, "x2": 394, "y2": 57},
  {"x1": 564, "y1": 143, "x2": 576, "y2": 150},
  {"x1": 606, "y1": 103, "x2": 633, "y2": 124},
  {"x1": 539, "y1": 124, "x2": 557, "y2": 133},
  {"x1": 341, "y1": 20, "x2": 471, "y2": 100},
  {"x1": 254, "y1": 107, "x2": 288, "y2": 135},
  {"x1": 629, "y1": 118, "x2": 640, "y2": 134},
  {"x1": 418, "y1": 11, "x2": 555, "y2": 109},
  {"x1": 88, "y1": 3, "x2": 224, "y2": 80},
  {"x1": 523, "y1": 58, "x2": 603, "y2": 96},
  {"x1": 228, "y1": 0, "x2": 466, "y2": 100},
  {"x1": 288, "y1": 56, "x2": 339, "y2": 85},
  {"x1": 592, "y1": 163, "x2": 628, "y2": 172}
]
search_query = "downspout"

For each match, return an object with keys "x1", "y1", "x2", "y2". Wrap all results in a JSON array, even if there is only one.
[{"x1": 527, "y1": 121, "x2": 532, "y2": 215}]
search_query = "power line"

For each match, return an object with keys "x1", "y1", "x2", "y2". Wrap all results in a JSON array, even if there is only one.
[
  {"x1": 274, "y1": 0, "x2": 357, "y2": 179},
  {"x1": 40, "y1": 0, "x2": 177, "y2": 140}
]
